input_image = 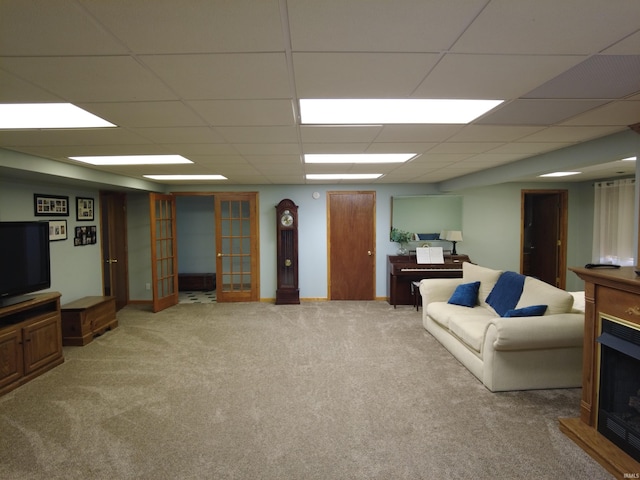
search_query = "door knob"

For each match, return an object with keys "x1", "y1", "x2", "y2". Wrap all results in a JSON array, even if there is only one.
[
  {"x1": 217, "y1": 253, "x2": 223, "y2": 257},
  {"x1": 368, "y1": 250, "x2": 373, "y2": 256}
]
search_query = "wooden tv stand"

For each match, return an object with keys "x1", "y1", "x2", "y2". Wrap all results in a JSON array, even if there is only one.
[{"x1": 0, "y1": 292, "x2": 64, "y2": 397}]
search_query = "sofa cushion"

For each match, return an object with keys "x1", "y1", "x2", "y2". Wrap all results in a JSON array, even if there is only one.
[
  {"x1": 462, "y1": 262, "x2": 502, "y2": 308},
  {"x1": 504, "y1": 304, "x2": 547, "y2": 317},
  {"x1": 427, "y1": 302, "x2": 494, "y2": 330},
  {"x1": 516, "y1": 277, "x2": 574, "y2": 315},
  {"x1": 485, "y1": 271, "x2": 526, "y2": 316},
  {"x1": 448, "y1": 281, "x2": 480, "y2": 307},
  {"x1": 448, "y1": 315, "x2": 493, "y2": 353}
]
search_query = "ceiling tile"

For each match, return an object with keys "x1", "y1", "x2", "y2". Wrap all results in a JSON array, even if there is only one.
[
  {"x1": 300, "y1": 126, "x2": 382, "y2": 143},
  {"x1": 188, "y1": 100, "x2": 295, "y2": 126},
  {"x1": 518, "y1": 126, "x2": 626, "y2": 143},
  {"x1": 414, "y1": 54, "x2": 586, "y2": 98},
  {"x1": 234, "y1": 144, "x2": 301, "y2": 155},
  {"x1": 288, "y1": 0, "x2": 487, "y2": 52},
  {"x1": 560, "y1": 100, "x2": 640, "y2": 126},
  {"x1": 452, "y1": 0, "x2": 640, "y2": 54},
  {"x1": 524, "y1": 55, "x2": 640, "y2": 99},
  {"x1": 375, "y1": 125, "x2": 463, "y2": 143},
  {"x1": 80, "y1": 101, "x2": 207, "y2": 128},
  {"x1": 0, "y1": 0, "x2": 128, "y2": 55},
  {"x1": 216, "y1": 127, "x2": 299, "y2": 144},
  {"x1": 130, "y1": 127, "x2": 227, "y2": 144},
  {"x1": 142, "y1": 53, "x2": 291, "y2": 99},
  {"x1": 1, "y1": 56, "x2": 177, "y2": 102},
  {"x1": 0, "y1": 70, "x2": 61, "y2": 102},
  {"x1": 293, "y1": 53, "x2": 440, "y2": 97},
  {"x1": 81, "y1": 0, "x2": 284, "y2": 53},
  {"x1": 478, "y1": 99, "x2": 609, "y2": 125}
]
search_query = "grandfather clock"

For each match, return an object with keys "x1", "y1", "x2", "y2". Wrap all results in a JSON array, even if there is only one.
[{"x1": 275, "y1": 199, "x2": 300, "y2": 304}]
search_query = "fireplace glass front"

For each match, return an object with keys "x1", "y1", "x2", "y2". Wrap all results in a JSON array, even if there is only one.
[{"x1": 597, "y1": 317, "x2": 640, "y2": 462}]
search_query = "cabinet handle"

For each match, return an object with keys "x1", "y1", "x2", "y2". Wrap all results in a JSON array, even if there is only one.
[{"x1": 625, "y1": 306, "x2": 640, "y2": 316}]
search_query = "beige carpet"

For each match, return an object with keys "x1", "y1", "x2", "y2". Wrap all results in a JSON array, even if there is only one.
[{"x1": 0, "y1": 301, "x2": 611, "y2": 479}]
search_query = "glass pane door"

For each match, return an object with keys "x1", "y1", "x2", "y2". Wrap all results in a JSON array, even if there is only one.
[
  {"x1": 150, "y1": 193, "x2": 178, "y2": 312},
  {"x1": 215, "y1": 193, "x2": 259, "y2": 302}
]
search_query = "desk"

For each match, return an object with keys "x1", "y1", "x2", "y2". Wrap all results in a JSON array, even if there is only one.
[{"x1": 387, "y1": 254, "x2": 470, "y2": 307}]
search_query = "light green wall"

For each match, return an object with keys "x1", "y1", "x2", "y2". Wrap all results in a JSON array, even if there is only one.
[
  {"x1": 0, "y1": 178, "x2": 103, "y2": 304},
  {"x1": 0, "y1": 150, "x2": 611, "y2": 301},
  {"x1": 123, "y1": 182, "x2": 593, "y2": 300},
  {"x1": 458, "y1": 182, "x2": 593, "y2": 291}
]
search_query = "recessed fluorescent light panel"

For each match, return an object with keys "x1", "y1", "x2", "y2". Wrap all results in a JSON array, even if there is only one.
[
  {"x1": 144, "y1": 174, "x2": 227, "y2": 181},
  {"x1": 0, "y1": 103, "x2": 115, "y2": 128},
  {"x1": 299, "y1": 99, "x2": 503, "y2": 124},
  {"x1": 306, "y1": 174, "x2": 383, "y2": 180},
  {"x1": 539, "y1": 172, "x2": 581, "y2": 177},
  {"x1": 70, "y1": 155, "x2": 192, "y2": 165},
  {"x1": 304, "y1": 153, "x2": 416, "y2": 164}
]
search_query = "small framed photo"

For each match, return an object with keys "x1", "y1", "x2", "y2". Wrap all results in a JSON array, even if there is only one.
[
  {"x1": 34, "y1": 194, "x2": 69, "y2": 217},
  {"x1": 74, "y1": 225, "x2": 97, "y2": 246},
  {"x1": 48, "y1": 220, "x2": 67, "y2": 241},
  {"x1": 76, "y1": 197, "x2": 94, "y2": 221}
]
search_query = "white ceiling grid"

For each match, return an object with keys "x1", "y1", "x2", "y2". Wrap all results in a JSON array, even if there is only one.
[{"x1": 0, "y1": 0, "x2": 638, "y2": 185}]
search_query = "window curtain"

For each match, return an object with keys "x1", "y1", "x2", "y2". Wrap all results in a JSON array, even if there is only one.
[{"x1": 592, "y1": 178, "x2": 635, "y2": 266}]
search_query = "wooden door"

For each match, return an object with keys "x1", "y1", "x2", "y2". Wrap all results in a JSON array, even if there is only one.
[
  {"x1": 150, "y1": 193, "x2": 179, "y2": 312},
  {"x1": 100, "y1": 192, "x2": 128, "y2": 310},
  {"x1": 215, "y1": 193, "x2": 259, "y2": 302},
  {"x1": 328, "y1": 191, "x2": 376, "y2": 300},
  {"x1": 521, "y1": 190, "x2": 568, "y2": 288}
]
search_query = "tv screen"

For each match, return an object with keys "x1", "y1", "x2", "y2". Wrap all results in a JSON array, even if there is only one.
[{"x1": 0, "y1": 221, "x2": 51, "y2": 307}]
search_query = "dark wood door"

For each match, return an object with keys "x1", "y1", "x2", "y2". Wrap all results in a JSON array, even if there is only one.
[
  {"x1": 100, "y1": 192, "x2": 128, "y2": 310},
  {"x1": 521, "y1": 190, "x2": 568, "y2": 288},
  {"x1": 328, "y1": 191, "x2": 376, "y2": 300}
]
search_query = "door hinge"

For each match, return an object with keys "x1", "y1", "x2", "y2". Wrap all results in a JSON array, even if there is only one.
[{"x1": 557, "y1": 239, "x2": 561, "y2": 246}]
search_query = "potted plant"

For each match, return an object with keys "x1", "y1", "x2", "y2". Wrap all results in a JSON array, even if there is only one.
[{"x1": 390, "y1": 227, "x2": 413, "y2": 255}]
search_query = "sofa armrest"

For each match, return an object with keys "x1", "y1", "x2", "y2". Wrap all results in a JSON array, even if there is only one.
[
  {"x1": 487, "y1": 313, "x2": 584, "y2": 351},
  {"x1": 419, "y1": 278, "x2": 463, "y2": 305}
]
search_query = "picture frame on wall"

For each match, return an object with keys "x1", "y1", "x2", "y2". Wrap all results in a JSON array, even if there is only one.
[
  {"x1": 76, "y1": 196, "x2": 94, "y2": 221},
  {"x1": 48, "y1": 220, "x2": 67, "y2": 241},
  {"x1": 34, "y1": 194, "x2": 69, "y2": 217},
  {"x1": 74, "y1": 225, "x2": 97, "y2": 246}
]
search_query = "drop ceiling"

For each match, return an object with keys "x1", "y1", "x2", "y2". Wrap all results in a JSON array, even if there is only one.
[{"x1": 0, "y1": 0, "x2": 639, "y2": 186}]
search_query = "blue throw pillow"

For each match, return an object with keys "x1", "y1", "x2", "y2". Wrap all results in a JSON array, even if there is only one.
[
  {"x1": 486, "y1": 271, "x2": 526, "y2": 316},
  {"x1": 448, "y1": 281, "x2": 480, "y2": 308},
  {"x1": 503, "y1": 304, "x2": 547, "y2": 317}
]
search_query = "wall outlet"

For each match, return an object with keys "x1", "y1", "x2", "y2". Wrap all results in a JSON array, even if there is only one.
[{"x1": 145, "y1": 283, "x2": 151, "y2": 290}]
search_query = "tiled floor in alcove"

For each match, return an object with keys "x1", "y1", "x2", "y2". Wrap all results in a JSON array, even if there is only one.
[{"x1": 178, "y1": 290, "x2": 217, "y2": 304}]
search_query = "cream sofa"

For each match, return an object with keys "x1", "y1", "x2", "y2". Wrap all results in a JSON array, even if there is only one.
[{"x1": 419, "y1": 262, "x2": 584, "y2": 392}]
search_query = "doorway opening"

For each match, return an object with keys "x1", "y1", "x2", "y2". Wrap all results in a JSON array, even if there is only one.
[
  {"x1": 521, "y1": 190, "x2": 568, "y2": 288},
  {"x1": 176, "y1": 195, "x2": 217, "y2": 304}
]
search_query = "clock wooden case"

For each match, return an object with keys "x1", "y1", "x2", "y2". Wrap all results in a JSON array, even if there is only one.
[{"x1": 275, "y1": 199, "x2": 300, "y2": 305}]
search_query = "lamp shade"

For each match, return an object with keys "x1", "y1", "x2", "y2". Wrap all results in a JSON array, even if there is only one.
[
  {"x1": 439, "y1": 230, "x2": 448, "y2": 240},
  {"x1": 445, "y1": 230, "x2": 463, "y2": 242}
]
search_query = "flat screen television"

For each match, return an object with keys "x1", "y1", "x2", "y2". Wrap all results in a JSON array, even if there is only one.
[{"x1": 0, "y1": 221, "x2": 51, "y2": 307}]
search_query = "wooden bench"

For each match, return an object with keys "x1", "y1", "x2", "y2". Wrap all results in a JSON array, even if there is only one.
[
  {"x1": 61, "y1": 296, "x2": 117, "y2": 346},
  {"x1": 178, "y1": 273, "x2": 216, "y2": 291}
]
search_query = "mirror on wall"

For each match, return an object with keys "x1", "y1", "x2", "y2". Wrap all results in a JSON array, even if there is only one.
[{"x1": 391, "y1": 195, "x2": 462, "y2": 240}]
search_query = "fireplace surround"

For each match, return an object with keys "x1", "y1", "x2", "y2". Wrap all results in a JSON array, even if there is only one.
[
  {"x1": 597, "y1": 316, "x2": 640, "y2": 463},
  {"x1": 560, "y1": 267, "x2": 640, "y2": 478}
]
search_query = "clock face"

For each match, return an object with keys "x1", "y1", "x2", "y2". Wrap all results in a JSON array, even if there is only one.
[{"x1": 280, "y1": 211, "x2": 294, "y2": 227}]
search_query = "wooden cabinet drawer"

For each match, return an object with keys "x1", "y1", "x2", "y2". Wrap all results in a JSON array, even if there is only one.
[{"x1": 596, "y1": 285, "x2": 640, "y2": 327}]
